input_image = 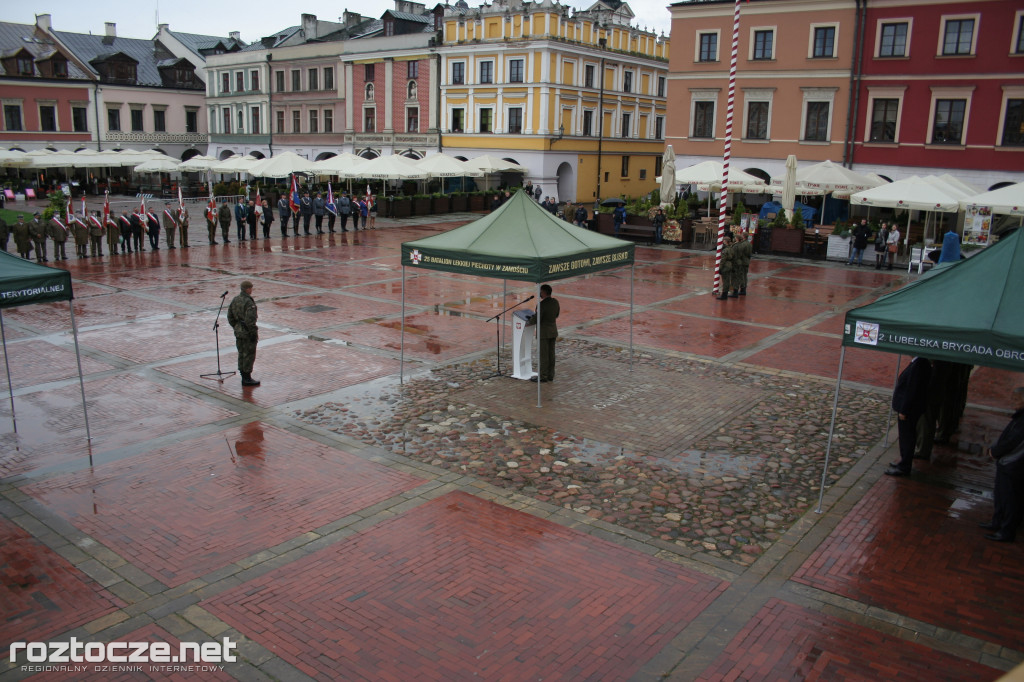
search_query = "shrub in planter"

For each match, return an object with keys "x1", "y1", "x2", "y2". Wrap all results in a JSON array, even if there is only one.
[
  {"x1": 451, "y1": 193, "x2": 468, "y2": 212},
  {"x1": 390, "y1": 196, "x2": 411, "y2": 218},
  {"x1": 412, "y1": 194, "x2": 432, "y2": 215},
  {"x1": 431, "y1": 194, "x2": 451, "y2": 213},
  {"x1": 468, "y1": 192, "x2": 487, "y2": 211}
]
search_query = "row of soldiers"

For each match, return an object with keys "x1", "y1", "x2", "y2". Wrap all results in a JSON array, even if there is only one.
[
  {"x1": 0, "y1": 203, "x2": 191, "y2": 261},
  {"x1": 717, "y1": 230, "x2": 753, "y2": 300}
]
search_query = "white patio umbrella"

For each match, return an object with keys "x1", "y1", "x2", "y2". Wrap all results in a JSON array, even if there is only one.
[
  {"x1": 211, "y1": 155, "x2": 260, "y2": 174},
  {"x1": 781, "y1": 154, "x2": 798, "y2": 221},
  {"x1": 247, "y1": 151, "x2": 317, "y2": 178},
  {"x1": 414, "y1": 153, "x2": 484, "y2": 178},
  {"x1": 675, "y1": 160, "x2": 767, "y2": 193},
  {"x1": 177, "y1": 155, "x2": 220, "y2": 172},
  {"x1": 351, "y1": 154, "x2": 427, "y2": 180},
  {"x1": 659, "y1": 145, "x2": 676, "y2": 208},
  {"x1": 465, "y1": 155, "x2": 527, "y2": 173},
  {"x1": 133, "y1": 157, "x2": 182, "y2": 173},
  {"x1": 0, "y1": 149, "x2": 30, "y2": 167},
  {"x1": 310, "y1": 153, "x2": 367, "y2": 176},
  {"x1": 961, "y1": 182, "x2": 1024, "y2": 217},
  {"x1": 781, "y1": 159, "x2": 881, "y2": 193}
]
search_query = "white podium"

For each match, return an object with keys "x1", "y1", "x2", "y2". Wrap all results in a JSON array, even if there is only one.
[{"x1": 511, "y1": 309, "x2": 537, "y2": 380}]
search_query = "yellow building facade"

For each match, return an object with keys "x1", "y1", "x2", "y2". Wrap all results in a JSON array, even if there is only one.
[{"x1": 437, "y1": 0, "x2": 669, "y2": 205}]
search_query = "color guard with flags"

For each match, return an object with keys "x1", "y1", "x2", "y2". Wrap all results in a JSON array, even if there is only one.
[
  {"x1": 325, "y1": 183, "x2": 338, "y2": 233},
  {"x1": 288, "y1": 173, "x2": 300, "y2": 214}
]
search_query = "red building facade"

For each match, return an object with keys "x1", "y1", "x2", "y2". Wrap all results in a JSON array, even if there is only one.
[{"x1": 851, "y1": 0, "x2": 1024, "y2": 188}]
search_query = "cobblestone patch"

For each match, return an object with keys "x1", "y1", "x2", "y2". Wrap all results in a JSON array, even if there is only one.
[{"x1": 295, "y1": 339, "x2": 890, "y2": 566}]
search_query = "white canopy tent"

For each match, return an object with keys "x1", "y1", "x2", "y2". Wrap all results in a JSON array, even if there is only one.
[
  {"x1": 310, "y1": 153, "x2": 366, "y2": 176},
  {"x1": 465, "y1": 155, "x2": 527, "y2": 173},
  {"x1": 211, "y1": 155, "x2": 260, "y2": 174},
  {"x1": 247, "y1": 151, "x2": 317, "y2": 178},
  {"x1": 177, "y1": 155, "x2": 220, "y2": 172},
  {"x1": 961, "y1": 182, "x2": 1024, "y2": 217},
  {"x1": 133, "y1": 157, "x2": 182, "y2": 173},
  {"x1": 414, "y1": 153, "x2": 484, "y2": 178}
]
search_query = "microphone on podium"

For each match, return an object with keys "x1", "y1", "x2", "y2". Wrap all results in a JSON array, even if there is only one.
[
  {"x1": 221, "y1": 291, "x2": 228, "y2": 298},
  {"x1": 522, "y1": 295, "x2": 535, "y2": 302}
]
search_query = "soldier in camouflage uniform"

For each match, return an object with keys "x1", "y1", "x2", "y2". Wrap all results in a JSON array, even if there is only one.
[
  {"x1": 733, "y1": 230, "x2": 753, "y2": 296},
  {"x1": 29, "y1": 213, "x2": 47, "y2": 262},
  {"x1": 48, "y1": 215, "x2": 69, "y2": 260},
  {"x1": 227, "y1": 280, "x2": 260, "y2": 386},
  {"x1": 12, "y1": 215, "x2": 32, "y2": 259},
  {"x1": 716, "y1": 233, "x2": 736, "y2": 301},
  {"x1": 217, "y1": 203, "x2": 232, "y2": 243}
]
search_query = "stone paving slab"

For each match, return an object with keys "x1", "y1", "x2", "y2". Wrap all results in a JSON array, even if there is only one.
[
  {"x1": 0, "y1": 374, "x2": 237, "y2": 478},
  {"x1": 149, "y1": 279, "x2": 313, "y2": 308},
  {"x1": 203, "y1": 491, "x2": 727, "y2": 681},
  {"x1": 254, "y1": 292, "x2": 404, "y2": 332},
  {"x1": 578, "y1": 308, "x2": 781, "y2": 358},
  {"x1": 343, "y1": 275, "x2": 506, "y2": 306},
  {"x1": 742, "y1": 333, "x2": 902, "y2": 387},
  {"x1": 21, "y1": 422, "x2": 424, "y2": 588},
  {"x1": 320, "y1": 311, "x2": 508, "y2": 362},
  {"x1": 792, "y1": 476, "x2": 1024, "y2": 652},
  {"x1": 557, "y1": 272, "x2": 686, "y2": 305},
  {"x1": 3, "y1": 295, "x2": 194, "y2": 334},
  {"x1": 0, "y1": 518, "x2": 125, "y2": 649},
  {"x1": 258, "y1": 262, "x2": 401, "y2": 289},
  {"x1": 77, "y1": 313, "x2": 286, "y2": 365},
  {"x1": 695, "y1": 598, "x2": 1000, "y2": 681},
  {"x1": 657, "y1": 292, "x2": 833, "y2": 328},
  {"x1": 155, "y1": 338, "x2": 400, "y2": 407},
  {"x1": 746, "y1": 276, "x2": 871, "y2": 306},
  {"x1": 0, "y1": 338, "x2": 116, "y2": 386}
]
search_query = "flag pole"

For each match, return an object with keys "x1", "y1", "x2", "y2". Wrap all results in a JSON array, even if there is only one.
[{"x1": 713, "y1": 0, "x2": 742, "y2": 297}]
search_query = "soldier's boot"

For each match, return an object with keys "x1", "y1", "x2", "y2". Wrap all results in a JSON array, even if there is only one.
[
  {"x1": 241, "y1": 373, "x2": 261, "y2": 387},
  {"x1": 739, "y1": 287, "x2": 747, "y2": 296},
  {"x1": 716, "y1": 291, "x2": 729, "y2": 301},
  {"x1": 728, "y1": 289, "x2": 738, "y2": 298}
]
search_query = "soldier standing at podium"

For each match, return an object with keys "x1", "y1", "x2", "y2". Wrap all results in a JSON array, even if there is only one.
[{"x1": 526, "y1": 284, "x2": 560, "y2": 383}]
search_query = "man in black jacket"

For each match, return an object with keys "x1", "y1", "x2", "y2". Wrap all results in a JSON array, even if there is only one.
[
  {"x1": 981, "y1": 387, "x2": 1024, "y2": 542},
  {"x1": 886, "y1": 356, "x2": 933, "y2": 476}
]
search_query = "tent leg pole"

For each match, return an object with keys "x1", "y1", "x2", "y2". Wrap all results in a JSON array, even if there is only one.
[
  {"x1": 885, "y1": 355, "x2": 903, "y2": 447},
  {"x1": 68, "y1": 301, "x2": 91, "y2": 442},
  {"x1": 536, "y1": 284, "x2": 541, "y2": 409},
  {"x1": 400, "y1": 266, "x2": 406, "y2": 385},
  {"x1": 816, "y1": 346, "x2": 846, "y2": 514},
  {"x1": 622, "y1": 264, "x2": 630, "y2": 372},
  {"x1": 1, "y1": 310, "x2": 16, "y2": 433},
  {"x1": 502, "y1": 281, "x2": 507, "y2": 351}
]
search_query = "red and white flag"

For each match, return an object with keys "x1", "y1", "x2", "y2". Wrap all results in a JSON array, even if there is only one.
[
  {"x1": 103, "y1": 190, "x2": 110, "y2": 224},
  {"x1": 254, "y1": 185, "x2": 262, "y2": 216},
  {"x1": 81, "y1": 196, "x2": 87, "y2": 221},
  {"x1": 366, "y1": 184, "x2": 372, "y2": 200}
]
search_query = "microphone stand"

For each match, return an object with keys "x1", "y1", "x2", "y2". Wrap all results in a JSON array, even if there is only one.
[
  {"x1": 485, "y1": 295, "x2": 534, "y2": 379},
  {"x1": 201, "y1": 291, "x2": 236, "y2": 381}
]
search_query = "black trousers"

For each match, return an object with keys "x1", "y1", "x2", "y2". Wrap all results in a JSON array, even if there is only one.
[
  {"x1": 896, "y1": 415, "x2": 918, "y2": 472},
  {"x1": 279, "y1": 214, "x2": 289, "y2": 235},
  {"x1": 992, "y1": 463, "x2": 1023, "y2": 538},
  {"x1": 236, "y1": 219, "x2": 245, "y2": 240},
  {"x1": 302, "y1": 214, "x2": 312, "y2": 234}
]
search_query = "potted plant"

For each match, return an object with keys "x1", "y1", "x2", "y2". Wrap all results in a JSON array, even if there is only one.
[
  {"x1": 450, "y1": 192, "x2": 468, "y2": 212},
  {"x1": 431, "y1": 193, "x2": 451, "y2": 214},
  {"x1": 769, "y1": 210, "x2": 804, "y2": 254},
  {"x1": 826, "y1": 220, "x2": 853, "y2": 262}
]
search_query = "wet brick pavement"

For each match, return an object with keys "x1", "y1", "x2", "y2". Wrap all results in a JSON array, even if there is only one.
[{"x1": 1, "y1": 210, "x2": 1022, "y2": 681}]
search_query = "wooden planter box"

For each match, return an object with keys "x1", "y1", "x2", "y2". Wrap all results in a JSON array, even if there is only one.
[
  {"x1": 451, "y1": 194, "x2": 468, "y2": 212},
  {"x1": 468, "y1": 194, "x2": 487, "y2": 211},
  {"x1": 595, "y1": 213, "x2": 615, "y2": 235},
  {"x1": 826, "y1": 235, "x2": 852, "y2": 262},
  {"x1": 770, "y1": 228, "x2": 804, "y2": 254},
  {"x1": 390, "y1": 198, "x2": 411, "y2": 218},
  {"x1": 626, "y1": 214, "x2": 654, "y2": 227},
  {"x1": 431, "y1": 196, "x2": 451, "y2": 213},
  {"x1": 412, "y1": 197, "x2": 431, "y2": 215}
]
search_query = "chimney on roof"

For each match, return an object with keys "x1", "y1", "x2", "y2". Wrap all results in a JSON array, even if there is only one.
[
  {"x1": 229, "y1": 31, "x2": 240, "y2": 42},
  {"x1": 105, "y1": 22, "x2": 116, "y2": 38},
  {"x1": 158, "y1": 23, "x2": 168, "y2": 33},
  {"x1": 35, "y1": 13, "x2": 52, "y2": 31},
  {"x1": 343, "y1": 11, "x2": 362, "y2": 28},
  {"x1": 301, "y1": 14, "x2": 318, "y2": 41}
]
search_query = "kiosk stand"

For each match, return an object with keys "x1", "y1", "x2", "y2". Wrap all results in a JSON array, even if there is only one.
[{"x1": 511, "y1": 309, "x2": 537, "y2": 381}]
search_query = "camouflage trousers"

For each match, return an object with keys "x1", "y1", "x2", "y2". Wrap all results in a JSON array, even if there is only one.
[{"x1": 235, "y1": 337, "x2": 257, "y2": 374}]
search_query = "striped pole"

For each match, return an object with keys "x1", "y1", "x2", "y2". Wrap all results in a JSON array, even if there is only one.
[{"x1": 714, "y1": 0, "x2": 742, "y2": 296}]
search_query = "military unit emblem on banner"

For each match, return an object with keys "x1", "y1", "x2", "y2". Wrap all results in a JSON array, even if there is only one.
[
  {"x1": 854, "y1": 321, "x2": 879, "y2": 345},
  {"x1": 410, "y1": 249, "x2": 422, "y2": 264}
]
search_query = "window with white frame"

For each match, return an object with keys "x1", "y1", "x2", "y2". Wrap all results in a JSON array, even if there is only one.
[
  {"x1": 451, "y1": 107, "x2": 464, "y2": 133},
  {"x1": 153, "y1": 108, "x2": 165, "y2": 132},
  {"x1": 308, "y1": 68, "x2": 318, "y2": 91},
  {"x1": 508, "y1": 58, "x2": 524, "y2": 83},
  {"x1": 810, "y1": 24, "x2": 838, "y2": 58},
  {"x1": 999, "y1": 88, "x2": 1024, "y2": 146},
  {"x1": 479, "y1": 61, "x2": 493, "y2": 84},
  {"x1": 407, "y1": 61, "x2": 418, "y2": 79},
  {"x1": 276, "y1": 110, "x2": 285, "y2": 134},
  {"x1": 324, "y1": 109, "x2": 333, "y2": 133},
  {"x1": 583, "y1": 110, "x2": 593, "y2": 136},
  {"x1": 864, "y1": 87, "x2": 905, "y2": 143},
  {"x1": 745, "y1": 102, "x2": 769, "y2": 140},
  {"x1": 504, "y1": 107, "x2": 521, "y2": 134},
  {"x1": 927, "y1": 87, "x2": 973, "y2": 145},
  {"x1": 222, "y1": 73, "x2": 230, "y2": 94},
  {"x1": 801, "y1": 88, "x2": 836, "y2": 142},
  {"x1": 877, "y1": 21, "x2": 910, "y2": 58},
  {"x1": 585, "y1": 64, "x2": 595, "y2": 88},
  {"x1": 292, "y1": 110, "x2": 300, "y2": 133},
  {"x1": 479, "y1": 107, "x2": 493, "y2": 133},
  {"x1": 697, "y1": 31, "x2": 718, "y2": 62},
  {"x1": 621, "y1": 112, "x2": 631, "y2": 138},
  {"x1": 236, "y1": 110, "x2": 243, "y2": 133},
  {"x1": 39, "y1": 104, "x2": 57, "y2": 132},
  {"x1": 655, "y1": 116, "x2": 664, "y2": 140},
  {"x1": 309, "y1": 109, "x2": 318, "y2": 133},
  {"x1": 221, "y1": 108, "x2": 229, "y2": 134},
  {"x1": 275, "y1": 70, "x2": 285, "y2": 92},
  {"x1": 690, "y1": 90, "x2": 718, "y2": 139},
  {"x1": 236, "y1": 72, "x2": 244, "y2": 92},
  {"x1": 939, "y1": 16, "x2": 977, "y2": 56},
  {"x1": 1013, "y1": 12, "x2": 1024, "y2": 54},
  {"x1": 751, "y1": 28, "x2": 774, "y2": 60},
  {"x1": 623, "y1": 71, "x2": 633, "y2": 92},
  {"x1": 406, "y1": 106, "x2": 418, "y2": 132},
  {"x1": 657, "y1": 76, "x2": 665, "y2": 97},
  {"x1": 364, "y1": 107, "x2": 375, "y2": 132},
  {"x1": 291, "y1": 69, "x2": 301, "y2": 91},
  {"x1": 452, "y1": 61, "x2": 465, "y2": 85},
  {"x1": 251, "y1": 107, "x2": 260, "y2": 134},
  {"x1": 324, "y1": 67, "x2": 334, "y2": 90}
]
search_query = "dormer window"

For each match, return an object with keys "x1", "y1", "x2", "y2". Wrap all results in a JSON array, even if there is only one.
[
  {"x1": 17, "y1": 57, "x2": 33, "y2": 76},
  {"x1": 52, "y1": 58, "x2": 68, "y2": 78}
]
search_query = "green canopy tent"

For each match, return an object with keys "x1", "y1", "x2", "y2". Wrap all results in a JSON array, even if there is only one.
[
  {"x1": 400, "y1": 190, "x2": 636, "y2": 406},
  {"x1": 817, "y1": 228, "x2": 1024, "y2": 510},
  {"x1": 0, "y1": 250, "x2": 91, "y2": 440}
]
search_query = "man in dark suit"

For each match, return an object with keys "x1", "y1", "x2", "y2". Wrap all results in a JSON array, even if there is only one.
[
  {"x1": 886, "y1": 356, "x2": 933, "y2": 476},
  {"x1": 981, "y1": 387, "x2": 1024, "y2": 542},
  {"x1": 526, "y1": 284, "x2": 560, "y2": 383}
]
